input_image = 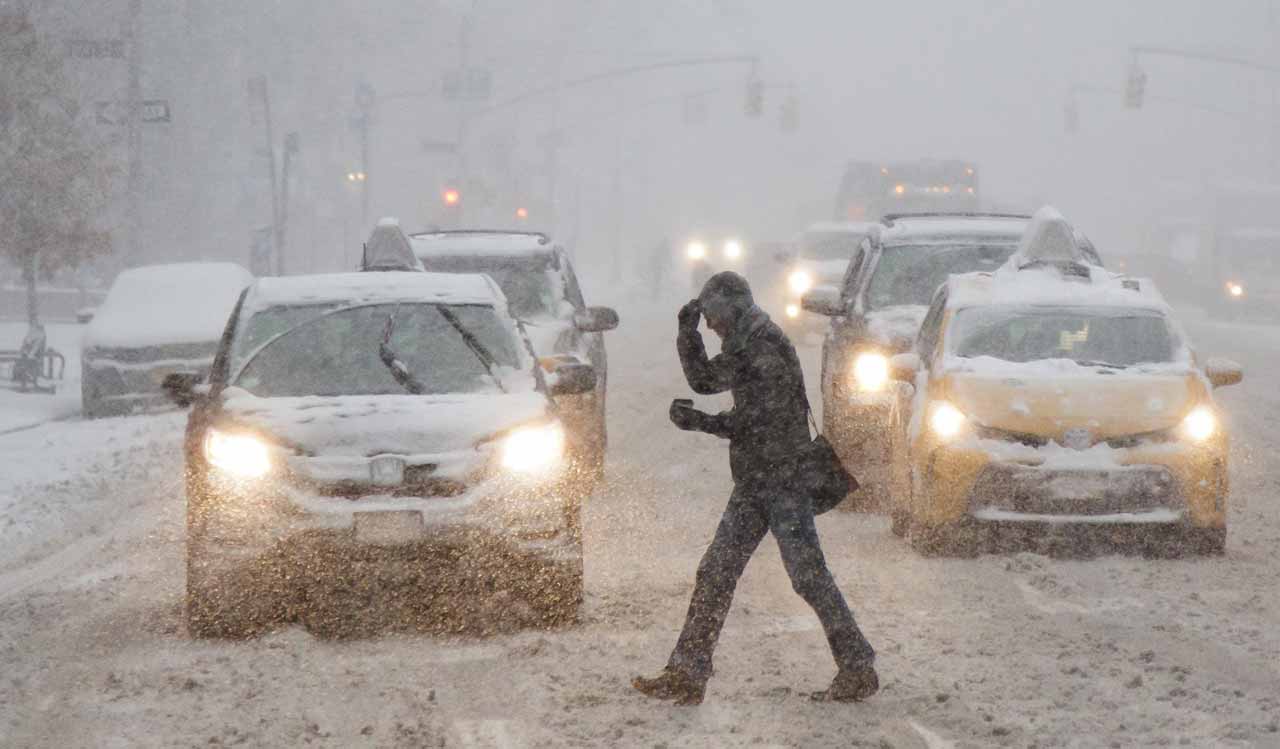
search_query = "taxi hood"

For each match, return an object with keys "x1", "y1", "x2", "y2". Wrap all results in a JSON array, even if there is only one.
[
  {"x1": 939, "y1": 358, "x2": 1205, "y2": 440},
  {"x1": 217, "y1": 389, "x2": 550, "y2": 457}
]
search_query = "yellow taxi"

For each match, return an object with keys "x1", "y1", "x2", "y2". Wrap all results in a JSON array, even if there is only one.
[{"x1": 884, "y1": 209, "x2": 1242, "y2": 555}]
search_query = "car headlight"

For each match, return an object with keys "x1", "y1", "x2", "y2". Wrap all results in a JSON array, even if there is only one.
[
  {"x1": 929, "y1": 402, "x2": 968, "y2": 440},
  {"x1": 1226, "y1": 281, "x2": 1244, "y2": 299},
  {"x1": 852, "y1": 352, "x2": 889, "y2": 393},
  {"x1": 204, "y1": 429, "x2": 272, "y2": 478},
  {"x1": 501, "y1": 422, "x2": 566, "y2": 473},
  {"x1": 784, "y1": 304, "x2": 800, "y2": 319},
  {"x1": 788, "y1": 270, "x2": 813, "y2": 295},
  {"x1": 1180, "y1": 407, "x2": 1217, "y2": 442},
  {"x1": 686, "y1": 241, "x2": 707, "y2": 261},
  {"x1": 723, "y1": 239, "x2": 743, "y2": 260}
]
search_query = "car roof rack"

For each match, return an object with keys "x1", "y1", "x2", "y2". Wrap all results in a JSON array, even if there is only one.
[
  {"x1": 880, "y1": 212, "x2": 1033, "y2": 226},
  {"x1": 409, "y1": 229, "x2": 552, "y2": 245}
]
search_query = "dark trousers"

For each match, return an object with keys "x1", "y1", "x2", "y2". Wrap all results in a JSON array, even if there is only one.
[{"x1": 667, "y1": 486, "x2": 875, "y2": 679}]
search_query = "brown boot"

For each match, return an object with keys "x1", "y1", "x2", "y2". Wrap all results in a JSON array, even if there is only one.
[
  {"x1": 632, "y1": 667, "x2": 707, "y2": 706},
  {"x1": 810, "y1": 662, "x2": 879, "y2": 703}
]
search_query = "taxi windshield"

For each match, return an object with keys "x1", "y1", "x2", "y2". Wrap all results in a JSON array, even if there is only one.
[
  {"x1": 949, "y1": 305, "x2": 1176, "y2": 367},
  {"x1": 233, "y1": 303, "x2": 520, "y2": 397},
  {"x1": 867, "y1": 243, "x2": 1016, "y2": 310}
]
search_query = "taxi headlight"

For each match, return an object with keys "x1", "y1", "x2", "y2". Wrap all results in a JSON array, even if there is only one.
[
  {"x1": 788, "y1": 270, "x2": 813, "y2": 295},
  {"x1": 686, "y1": 241, "x2": 707, "y2": 261},
  {"x1": 929, "y1": 402, "x2": 968, "y2": 440},
  {"x1": 852, "y1": 352, "x2": 889, "y2": 393},
  {"x1": 204, "y1": 429, "x2": 272, "y2": 478},
  {"x1": 1180, "y1": 407, "x2": 1217, "y2": 442},
  {"x1": 501, "y1": 423, "x2": 566, "y2": 473},
  {"x1": 723, "y1": 239, "x2": 743, "y2": 260}
]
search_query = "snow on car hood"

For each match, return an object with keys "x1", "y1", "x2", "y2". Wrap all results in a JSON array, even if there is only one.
[
  {"x1": 866, "y1": 305, "x2": 929, "y2": 348},
  {"x1": 940, "y1": 358, "x2": 1200, "y2": 440},
  {"x1": 219, "y1": 389, "x2": 551, "y2": 457}
]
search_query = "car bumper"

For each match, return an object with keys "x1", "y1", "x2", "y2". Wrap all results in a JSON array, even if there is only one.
[
  {"x1": 190, "y1": 471, "x2": 581, "y2": 576},
  {"x1": 915, "y1": 441, "x2": 1226, "y2": 530}
]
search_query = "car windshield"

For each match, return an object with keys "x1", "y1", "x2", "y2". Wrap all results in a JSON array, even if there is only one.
[
  {"x1": 866, "y1": 243, "x2": 1016, "y2": 310},
  {"x1": 949, "y1": 305, "x2": 1176, "y2": 367},
  {"x1": 799, "y1": 231, "x2": 864, "y2": 260},
  {"x1": 419, "y1": 257, "x2": 560, "y2": 319},
  {"x1": 232, "y1": 303, "x2": 520, "y2": 397}
]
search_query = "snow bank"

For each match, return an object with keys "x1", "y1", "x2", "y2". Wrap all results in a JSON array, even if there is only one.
[{"x1": 83, "y1": 263, "x2": 252, "y2": 349}]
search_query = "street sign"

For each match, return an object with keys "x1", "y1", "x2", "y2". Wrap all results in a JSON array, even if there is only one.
[
  {"x1": 65, "y1": 38, "x2": 124, "y2": 59},
  {"x1": 94, "y1": 99, "x2": 171, "y2": 126},
  {"x1": 442, "y1": 68, "x2": 492, "y2": 100}
]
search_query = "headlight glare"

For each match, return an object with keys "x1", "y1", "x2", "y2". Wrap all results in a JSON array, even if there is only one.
[
  {"x1": 686, "y1": 241, "x2": 707, "y2": 261},
  {"x1": 1180, "y1": 407, "x2": 1216, "y2": 442},
  {"x1": 852, "y1": 352, "x2": 890, "y2": 392},
  {"x1": 788, "y1": 270, "x2": 813, "y2": 295},
  {"x1": 723, "y1": 239, "x2": 743, "y2": 259},
  {"x1": 204, "y1": 429, "x2": 272, "y2": 478},
  {"x1": 929, "y1": 402, "x2": 967, "y2": 440},
  {"x1": 501, "y1": 423, "x2": 566, "y2": 473}
]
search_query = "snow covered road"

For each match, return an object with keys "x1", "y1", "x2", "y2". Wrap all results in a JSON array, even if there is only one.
[{"x1": 2, "y1": 301, "x2": 1278, "y2": 748}]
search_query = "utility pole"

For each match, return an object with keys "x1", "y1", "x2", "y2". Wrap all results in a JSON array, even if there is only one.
[
  {"x1": 247, "y1": 76, "x2": 282, "y2": 276},
  {"x1": 454, "y1": 4, "x2": 475, "y2": 223},
  {"x1": 125, "y1": 0, "x2": 142, "y2": 267},
  {"x1": 353, "y1": 81, "x2": 375, "y2": 229},
  {"x1": 278, "y1": 132, "x2": 298, "y2": 275}
]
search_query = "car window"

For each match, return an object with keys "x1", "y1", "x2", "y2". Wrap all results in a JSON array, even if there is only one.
[
  {"x1": 840, "y1": 244, "x2": 868, "y2": 308},
  {"x1": 916, "y1": 288, "x2": 948, "y2": 361},
  {"x1": 949, "y1": 305, "x2": 1176, "y2": 367},
  {"x1": 234, "y1": 303, "x2": 520, "y2": 397},
  {"x1": 867, "y1": 243, "x2": 1016, "y2": 310}
]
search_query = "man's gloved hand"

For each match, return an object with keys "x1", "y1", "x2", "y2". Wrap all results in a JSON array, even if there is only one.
[
  {"x1": 669, "y1": 399, "x2": 706, "y2": 432},
  {"x1": 677, "y1": 299, "x2": 702, "y2": 331}
]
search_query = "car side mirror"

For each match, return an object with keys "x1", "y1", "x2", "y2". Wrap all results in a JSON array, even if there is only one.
[
  {"x1": 574, "y1": 306, "x2": 619, "y2": 333},
  {"x1": 889, "y1": 352, "x2": 920, "y2": 382},
  {"x1": 1204, "y1": 357, "x2": 1243, "y2": 389},
  {"x1": 800, "y1": 286, "x2": 843, "y2": 317},
  {"x1": 162, "y1": 372, "x2": 205, "y2": 408},
  {"x1": 549, "y1": 363, "x2": 596, "y2": 396}
]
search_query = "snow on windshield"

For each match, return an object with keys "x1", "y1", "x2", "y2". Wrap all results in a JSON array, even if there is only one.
[{"x1": 234, "y1": 303, "x2": 520, "y2": 397}]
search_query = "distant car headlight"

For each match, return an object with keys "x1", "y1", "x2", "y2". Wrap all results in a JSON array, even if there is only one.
[
  {"x1": 1180, "y1": 407, "x2": 1217, "y2": 442},
  {"x1": 501, "y1": 422, "x2": 566, "y2": 473},
  {"x1": 204, "y1": 429, "x2": 271, "y2": 478},
  {"x1": 784, "y1": 304, "x2": 800, "y2": 319},
  {"x1": 1226, "y1": 281, "x2": 1244, "y2": 299},
  {"x1": 852, "y1": 352, "x2": 889, "y2": 393},
  {"x1": 686, "y1": 241, "x2": 707, "y2": 261},
  {"x1": 723, "y1": 239, "x2": 743, "y2": 260},
  {"x1": 929, "y1": 402, "x2": 968, "y2": 440},
  {"x1": 788, "y1": 270, "x2": 813, "y2": 295}
]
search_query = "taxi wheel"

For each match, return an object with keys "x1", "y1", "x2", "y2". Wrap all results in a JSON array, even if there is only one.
[
  {"x1": 186, "y1": 547, "x2": 271, "y2": 639},
  {"x1": 1183, "y1": 527, "x2": 1226, "y2": 556}
]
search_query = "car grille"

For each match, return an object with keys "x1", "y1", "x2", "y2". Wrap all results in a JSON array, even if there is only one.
[
  {"x1": 310, "y1": 477, "x2": 468, "y2": 499},
  {"x1": 977, "y1": 425, "x2": 1176, "y2": 450},
  {"x1": 968, "y1": 464, "x2": 1181, "y2": 516}
]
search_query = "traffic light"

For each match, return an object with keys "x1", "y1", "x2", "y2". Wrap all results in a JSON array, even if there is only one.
[
  {"x1": 1124, "y1": 61, "x2": 1146, "y2": 109},
  {"x1": 442, "y1": 187, "x2": 461, "y2": 207},
  {"x1": 744, "y1": 78, "x2": 763, "y2": 118},
  {"x1": 515, "y1": 207, "x2": 529, "y2": 220}
]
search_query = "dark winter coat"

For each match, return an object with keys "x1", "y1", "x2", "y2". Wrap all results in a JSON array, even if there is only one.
[{"x1": 677, "y1": 305, "x2": 812, "y2": 487}]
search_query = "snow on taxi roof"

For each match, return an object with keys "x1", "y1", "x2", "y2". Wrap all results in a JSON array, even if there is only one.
[
  {"x1": 409, "y1": 230, "x2": 553, "y2": 258},
  {"x1": 942, "y1": 205, "x2": 1165, "y2": 311},
  {"x1": 244, "y1": 271, "x2": 506, "y2": 313}
]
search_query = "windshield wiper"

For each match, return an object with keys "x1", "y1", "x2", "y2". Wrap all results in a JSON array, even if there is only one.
[
  {"x1": 379, "y1": 310, "x2": 427, "y2": 394},
  {"x1": 1075, "y1": 359, "x2": 1125, "y2": 371},
  {"x1": 436, "y1": 306, "x2": 508, "y2": 393}
]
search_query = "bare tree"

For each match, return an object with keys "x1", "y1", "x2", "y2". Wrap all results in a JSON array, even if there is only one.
[{"x1": 0, "y1": 10, "x2": 114, "y2": 325}]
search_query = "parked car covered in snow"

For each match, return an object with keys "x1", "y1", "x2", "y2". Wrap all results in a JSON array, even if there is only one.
[
  {"x1": 779, "y1": 221, "x2": 875, "y2": 332},
  {"x1": 883, "y1": 208, "x2": 1240, "y2": 555},
  {"x1": 803, "y1": 212, "x2": 1101, "y2": 510},
  {"x1": 164, "y1": 271, "x2": 594, "y2": 637},
  {"x1": 81, "y1": 262, "x2": 253, "y2": 419},
  {"x1": 411, "y1": 230, "x2": 618, "y2": 482}
]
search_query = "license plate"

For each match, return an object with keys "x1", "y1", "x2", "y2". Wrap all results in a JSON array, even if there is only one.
[
  {"x1": 369, "y1": 455, "x2": 405, "y2": 486},
  {"x1": 354, "y1": 511, "x2": 424, "y2": 545}
]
